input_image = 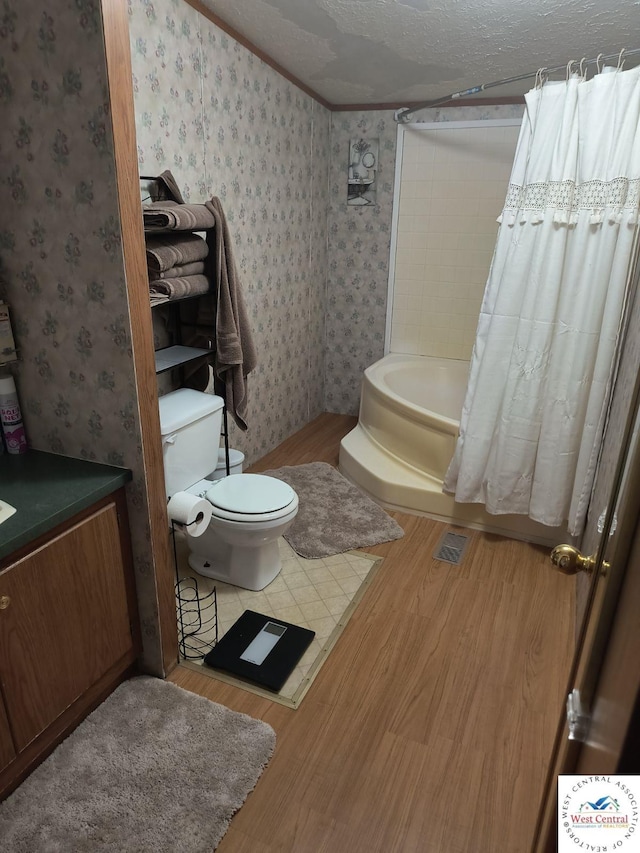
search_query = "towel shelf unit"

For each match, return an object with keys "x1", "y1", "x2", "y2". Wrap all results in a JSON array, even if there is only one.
[{"x1": 141, "y1": 173, "x2": 231, "y2": 478}]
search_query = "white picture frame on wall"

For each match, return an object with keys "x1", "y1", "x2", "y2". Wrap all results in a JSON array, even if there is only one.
[{"x1": 348, "y1": 138, "x2": 379, "y2": 206}]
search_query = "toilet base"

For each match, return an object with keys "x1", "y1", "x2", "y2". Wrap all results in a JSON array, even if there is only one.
[{"x1": 188, "y1": 538, "x2": 283, "y2": 591}]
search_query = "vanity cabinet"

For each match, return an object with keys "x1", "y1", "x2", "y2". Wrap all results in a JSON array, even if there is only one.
[{"x1": 0, "y1": 486, "x2": 140, "y2": 799}]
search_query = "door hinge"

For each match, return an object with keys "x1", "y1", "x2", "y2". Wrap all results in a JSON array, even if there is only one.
[{"x1": 566, "y1": 688, "x2": 590, "y2": 742}]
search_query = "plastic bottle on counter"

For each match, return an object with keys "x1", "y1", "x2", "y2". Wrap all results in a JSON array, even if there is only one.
[{"x1": 0, "y1": 374, "x2": 28, "y2": 454}]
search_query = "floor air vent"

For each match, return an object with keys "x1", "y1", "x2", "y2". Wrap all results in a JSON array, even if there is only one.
[{"x1": 433, "y1": 531, "x2": 469, "y2": 565}]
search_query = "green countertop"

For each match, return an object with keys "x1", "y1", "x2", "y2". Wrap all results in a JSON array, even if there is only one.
[{"x1": 0, "y1": 450, "x2": 132, "y2": 562}]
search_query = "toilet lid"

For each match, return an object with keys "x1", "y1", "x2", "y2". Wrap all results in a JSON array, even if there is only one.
[{"x1": 206, "y1": 474, "x2": 296, "y2": 514}]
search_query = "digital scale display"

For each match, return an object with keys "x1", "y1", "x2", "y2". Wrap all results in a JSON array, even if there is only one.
[
  {"x1": 203, "y1": 610, "x2": 315, "y2": 691},
  {"x1": 239, "y1": 621, "x2": 287, "y2": 665}
]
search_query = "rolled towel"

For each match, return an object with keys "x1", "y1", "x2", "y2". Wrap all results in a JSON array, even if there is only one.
[
  {"x1": 149, "y1": 290, "x2": 170, "y2": 307},
  {"x1": 147, "y1": 260, "x2": 206, "y2": 281},
  {"x1": 143, "y1": 202, "x2": 216, "y2": 231},
  {"x1": 149, "y1": 274, "x2": 211, "y2": 302},
  {"x1": 145, "y1": 233, "x2": 209, "y2": 273}
]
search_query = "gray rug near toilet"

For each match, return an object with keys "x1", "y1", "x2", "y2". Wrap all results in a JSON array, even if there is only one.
[
  {"x1": 262, "y1": 462, "x2": 404, "y2": 558},
  {"x1": 0, "y1": 677, "x2": 275, "y2": 853}
]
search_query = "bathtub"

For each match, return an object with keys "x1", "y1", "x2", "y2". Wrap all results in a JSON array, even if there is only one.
[
  {"x1": 358, "y1": 353, "x2": 468, "y2": 481},
  {"x1": 339, "y1": 352, "x2": 560, "y2": 545}
]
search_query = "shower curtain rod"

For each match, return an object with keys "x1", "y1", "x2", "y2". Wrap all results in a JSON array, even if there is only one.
[{"x1": 394, "y1": 47, "x2": 640, "y2": 123}]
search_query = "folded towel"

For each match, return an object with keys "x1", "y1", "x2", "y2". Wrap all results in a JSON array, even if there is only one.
[
  {"x1": 145, "y1": 233, "x2": 209, "y2": 273},
  {"x1": 149, "y1": 274, "x2": 211, "y2": 302},
  {"x1": 147, "y1": 261, "x2": 206, "y2": 281},
  {"x1": 143, "y1": 202, "x2": 216, "y2": 232},
  {"x1": 149, "y1": 290, "x2": 170, "y2": 307}
]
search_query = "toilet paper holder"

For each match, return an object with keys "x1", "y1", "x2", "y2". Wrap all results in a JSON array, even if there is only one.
[{"x1": 170, "y1": 520, "x2": 219, "y2": 660}]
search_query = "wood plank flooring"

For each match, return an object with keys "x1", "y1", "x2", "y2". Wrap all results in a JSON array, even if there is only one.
[{"x1": 170, "y1": 413, "x2": 575, "y2": 853}]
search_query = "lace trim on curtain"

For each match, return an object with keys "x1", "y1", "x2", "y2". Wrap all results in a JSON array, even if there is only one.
[{"x1": 498, "y1": 177, "x2": 640, "y2": 226}]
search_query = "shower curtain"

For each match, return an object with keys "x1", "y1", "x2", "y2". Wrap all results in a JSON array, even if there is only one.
[{"x1": 443, "y1": 65, "x2": 640, "y2": 536}]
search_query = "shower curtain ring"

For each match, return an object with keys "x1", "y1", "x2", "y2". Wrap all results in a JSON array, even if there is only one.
[
  {"x1": 596, "y1": 53, "x2": 604, "y2": 73},
  {"x1": 566, "y1": 59, "x2": 578, "y2": 81},
  {"x1": 617, "y1": 48, "x2": 626, "y2": 70},
  {"x1": 579, "y1": 57, "x2": 587, "y2": 79}
]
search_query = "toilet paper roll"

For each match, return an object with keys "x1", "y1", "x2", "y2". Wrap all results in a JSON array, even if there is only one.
[{"x1": 167, "y1": 491, "x2": 212, "y2": 537}]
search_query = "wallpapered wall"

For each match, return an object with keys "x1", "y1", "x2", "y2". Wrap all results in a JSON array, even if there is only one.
[
  {"x1": 128, "y1": 0, "x2": 330, "y2": 463},
  {"x1": 326, "y1": 110, "x2": 398, "y2": 415},
  {"x1": 0, "y1": 0, "x2": 164, "y2": 674}
]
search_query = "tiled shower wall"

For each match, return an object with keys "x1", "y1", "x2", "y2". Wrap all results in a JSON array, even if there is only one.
[{"x1": 390, "y1": 121, "x2": 521, "y2": 361}]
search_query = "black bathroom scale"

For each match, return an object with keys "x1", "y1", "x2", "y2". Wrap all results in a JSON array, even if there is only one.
[{"x1": 203, "y1": 610, "x2": 315, "y2": 691}]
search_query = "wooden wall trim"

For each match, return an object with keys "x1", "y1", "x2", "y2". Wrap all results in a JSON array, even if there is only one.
[
  {"x1": 333, "y1": 96, "x2": 526, "y2": 112},
  {"x1": 100, "y1": 0, "x2": 178, "y2": 676}
]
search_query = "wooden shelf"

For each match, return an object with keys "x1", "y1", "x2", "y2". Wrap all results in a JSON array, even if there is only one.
[{"x1": 154, "y1": 345, "x2": 211, "y2": 375}]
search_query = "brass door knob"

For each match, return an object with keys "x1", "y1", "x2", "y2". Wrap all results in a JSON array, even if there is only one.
[
  {"x1": 0, "y1": 595, "x2": 10, "y2": 610},
  {"x1": 550, "y1": 544, "x2": 596, "y2": 575}
]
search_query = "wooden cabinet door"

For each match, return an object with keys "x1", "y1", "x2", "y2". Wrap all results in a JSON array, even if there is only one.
[{"x1": 0, "y1": 503, "x2": 134, "y2": 752}]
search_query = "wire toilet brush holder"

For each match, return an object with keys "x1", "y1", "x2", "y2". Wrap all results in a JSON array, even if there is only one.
[{"x1": 171, "y1": 521, "x2": 219, "y2": 660}]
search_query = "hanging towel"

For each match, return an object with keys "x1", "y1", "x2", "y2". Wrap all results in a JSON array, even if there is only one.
[
  {"x1": 152, "y1": 170, "x2": 185, "y2": 204},
  {"x1": 143, "y1": 201, "x2": 216, "y2": 232},
  {"x1": 145, "y1": 233, "x2": 209, "y2": 273},
  {"x1": 182, "y1": 198, "x2": 257, "y2": 430}
]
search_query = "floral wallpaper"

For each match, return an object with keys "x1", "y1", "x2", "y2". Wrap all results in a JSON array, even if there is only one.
[
  {"x1": 0, "y1": 0, "x2": 164, "y2": 675},
  {"x1": 128, "y1": 0, "x2": 330, "y2": 463},
  {"x1": 326, "y1": 111, "x2": 398, "y2": 415}
]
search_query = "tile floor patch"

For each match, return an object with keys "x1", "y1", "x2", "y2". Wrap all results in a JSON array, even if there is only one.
[{"x1": 175, "y1": 537, "x2": 381, "y2": 707}]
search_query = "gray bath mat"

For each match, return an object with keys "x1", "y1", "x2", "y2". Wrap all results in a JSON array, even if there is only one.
[
  {"x1": 0, "y1": 676, "x2": 275, "y2": 853},
  {"x1": 262, "y1": 461, "x2": 404, "y2": 558}
]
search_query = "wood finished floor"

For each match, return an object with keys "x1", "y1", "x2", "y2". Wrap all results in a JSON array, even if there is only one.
[{"x1": 170, "y1": 413, "x2": 576, "y2": 853}]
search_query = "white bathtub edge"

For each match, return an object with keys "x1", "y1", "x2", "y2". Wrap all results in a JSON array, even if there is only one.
[{"x1": 339, "y1": 424, "x2": 564, "y2": 547}]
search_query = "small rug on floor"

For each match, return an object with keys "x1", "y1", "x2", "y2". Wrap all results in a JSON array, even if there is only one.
[
  {"x1": 0, "y1": 677, "x2": 275, "y2": 853},
  {"x1": 176, "y1": 537, "x2": 383, "y2": 708},
  {"x1": 261, "y1": 461, "x2": 404, "y2": 558}
]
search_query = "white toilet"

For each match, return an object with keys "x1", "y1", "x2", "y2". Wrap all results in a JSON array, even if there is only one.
[{"x1": 159, "y1": 388, "x2": 299, "y2": 591}]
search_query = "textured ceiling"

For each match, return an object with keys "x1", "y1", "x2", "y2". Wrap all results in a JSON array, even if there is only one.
[{"x1": 197, "y1": 0, "x2": 639, "y2": 105}]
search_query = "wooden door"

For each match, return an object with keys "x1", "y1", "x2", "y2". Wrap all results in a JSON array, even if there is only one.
[
  {"x1": 0, "y1": 698, "x2": 15, "y2": 772},
  {"x1": 0, "y1": 503, "x2": 134, "y2": 751},
  {"x1": 532, "y1": 274, "x2": 640, "y2": 849}
]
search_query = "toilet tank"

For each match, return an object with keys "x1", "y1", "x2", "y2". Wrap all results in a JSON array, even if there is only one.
[{"x1": 158, "y1": 389, "x2": 224, "y2": 497}]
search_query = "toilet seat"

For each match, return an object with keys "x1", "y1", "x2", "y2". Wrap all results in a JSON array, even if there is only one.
[{"x1": 205, "y1": 474, "x2": 297, "y2": 523}]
